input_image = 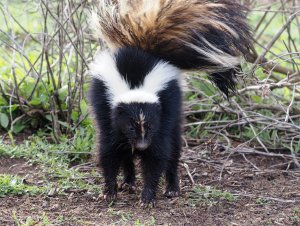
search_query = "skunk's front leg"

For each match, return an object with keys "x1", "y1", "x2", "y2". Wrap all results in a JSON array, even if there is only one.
[
  {"x1": 140, "y1": 153, "x2": 166, "y2": 207},
  {"x1": 119, "y1": 153, "x2": 136, "y2": 193},
  {"x1": 100, "y1": 148, "x2": 121, "y2": 202}
]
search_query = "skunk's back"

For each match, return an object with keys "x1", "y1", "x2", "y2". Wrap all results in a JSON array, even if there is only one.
[
  {"x1": 91, "y1": 0, "x2": 251, "y2": 68},
  {"x1": 90, "y1": 0, "x2": 253, "y2": 95}
]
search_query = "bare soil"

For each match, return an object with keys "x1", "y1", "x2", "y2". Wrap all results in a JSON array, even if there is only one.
[
  {"x1": 0, "y1": 157, "x2": 38, "y2": 177},
  {"x1": 0, "y1": 149, "x2": 300, "y2": 225}
]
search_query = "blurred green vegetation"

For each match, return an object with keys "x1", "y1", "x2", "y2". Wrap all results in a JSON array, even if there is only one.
[{"x1": 0, "y1": 0, "x2": 93, "y2": 139}]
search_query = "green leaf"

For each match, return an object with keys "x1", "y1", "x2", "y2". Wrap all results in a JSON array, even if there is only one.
[
  {"x1": 80, "y1": 100, "x2": 88, "y2": 116},
  {"x1": 29, "y1": 98, "x2": 42, "y2": 106},
  {"x1": 251, "y1": 95, "x2": 262, "y2": 103},
  {"x1": 8, "y1": 104, "x2": 18, "y2": 112},
  {"x1": 71, "y1": 111, "x2": 79, "y2": 122},
  {"x1": 58, "y1": 85, "x2": 68, "y2": 102},
  {"x1": 255, "y1": 67, "x2": 266, "y2": 79},
  {"x1": 198, "y1": 81, "x2": 215, "y2": 97},
  {"x1": 0, "y1": 113, "x2": 9, "y2": 128},
  {"x1": 58, "y1": 120, "x2": 70, "y2": 128},
  {"x1": 45, "y1": 115, "x2": 52, "y2": 121},
  {"x1": 12, "y1": 122, "x2": 26, "y2": 134}
]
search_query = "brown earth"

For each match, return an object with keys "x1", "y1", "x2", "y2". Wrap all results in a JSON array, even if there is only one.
[
  {"x1": 0, "y1": 148, "x2": 300, "y2": 225},
  {"x1": 0, "y1": 157, "x2": 38, "y2": 177}
]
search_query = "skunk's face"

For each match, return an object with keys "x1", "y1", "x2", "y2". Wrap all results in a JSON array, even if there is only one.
[{"x1": 113, "y1": 103, "x2": 161, "y2": 151}]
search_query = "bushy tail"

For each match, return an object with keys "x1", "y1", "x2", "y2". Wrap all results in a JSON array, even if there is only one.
[{"x1": 90, "y1": 0, "x2": 253, "y2": 96}]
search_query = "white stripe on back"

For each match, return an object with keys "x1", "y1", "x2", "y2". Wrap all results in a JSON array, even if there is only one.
[{"x1": 89, "y1": 50, "x2": 180, "y2": 107}]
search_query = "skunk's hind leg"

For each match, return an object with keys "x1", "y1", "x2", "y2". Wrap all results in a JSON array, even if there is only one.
[
  {"x1": 119, "y1": 152, "x2": 136, "y2": 193},
  {"x1": 165, "y1": 158, "x2": 180, "y2": 198}
]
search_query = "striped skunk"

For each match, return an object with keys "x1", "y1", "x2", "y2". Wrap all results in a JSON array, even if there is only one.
[
  {"x1": 89, "y1": 48, "x2": 182, "y2": 205},
  {"x1": 89, "y1": 0, "x2": 252, "y2": 205}
]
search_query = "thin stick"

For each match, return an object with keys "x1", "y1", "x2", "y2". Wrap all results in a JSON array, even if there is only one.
[{"x1": 181, "y1": 162, "x2": 195, "y2": 185}]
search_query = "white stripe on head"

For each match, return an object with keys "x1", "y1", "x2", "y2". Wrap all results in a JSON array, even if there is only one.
[
  {"x1": 113, "y1": 90, "x2": 159, "y2": 106},
  {"x1": 143, "y1": 62, "x2": 180, "y2": 94},
  {"x1": 89, "y1": 50, "x2": 180, "y2": 107},
  {"x1": 89, "y1": 50, "x2": 130, "y2": 103}
]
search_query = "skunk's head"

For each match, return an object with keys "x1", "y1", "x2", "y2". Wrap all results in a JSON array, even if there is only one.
[{"x1": 113, "y1": 102, "x2": 161, "y2": 151}]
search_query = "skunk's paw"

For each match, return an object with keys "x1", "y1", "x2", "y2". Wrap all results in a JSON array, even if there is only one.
[
  {"x1": 164, "y1": 190, "x2": 180, "y2": 198},
  {"x1": 103, "y1": 187, "x2": 117, "y2": 203},
  {"x1": 164, "y1": 183, "x2": 180, "y2": 198},
  {"x1": 140, "y1": 188, "x2": 156, "y2": 208},
  {"x1": 140, "y1": 198, "x2": 156, "y2": 208},
  {"x1": 164, "y1": 186, "x2": 180, "y2": 198},
  {"x1": 118, "y1": 182, "x2": 136, "y2": 193},
  {"x1": 103, "y1": 193, "x2": 117, "y2": 203}
]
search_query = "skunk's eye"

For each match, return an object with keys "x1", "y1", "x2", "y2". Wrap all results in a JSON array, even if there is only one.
[
  {"x1": 147, "y1": 125, "x2": 153, "y2": 131},
  {"x1": 128, "y1": 126, "x2": 135, "y2": 132}
]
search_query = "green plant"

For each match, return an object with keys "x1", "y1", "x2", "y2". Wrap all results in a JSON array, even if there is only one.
[
  {"x1": 255, "y1": 198, "x2": 270, "y2": 205},
  {"x1": 107, "y1": 208, "x2": 133, "y2": 224},
  {"x1": 12, "y1": 211, "x2": 51, "y2": 226},
  {"x1": 0, "y1": 126, "x2": 101, "y2": 197},
  {"x1": 290, "y1": 208, "x2": 300, "y2": 223},
  {"x1": 0, "y1": 0, "x2": 95, "y2": 138},
  {"x1": 0, "y1": 174, "x2": 47, "y2": 197},
  {"x1": 133, "y1": 216, "x2": 156, "y2": 226},
  {"x1": 188, "y1": 186, "x2": 236, "y2": 207}
]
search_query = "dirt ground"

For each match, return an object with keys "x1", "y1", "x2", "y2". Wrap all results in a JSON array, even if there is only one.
[{"x1": 0, "y1": 145, "x2": 299, "y2": 226}]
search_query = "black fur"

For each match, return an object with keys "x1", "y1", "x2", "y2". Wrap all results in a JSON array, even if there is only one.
[
  {"x1": 115, "y1": 47, "x2": 161, "y2": 89},
  {"x1": 208, "y1": 70, "x2": 237, "y2": 97},
  {"x1": 147, "y1": 4, "x2": 252, "y2": 97},
  {"x1": 89, "y1": 47, "x2": 182, "y2": 205},
  {"x1": 92, "y1": 0, "x2": 253, "y2": 97}
]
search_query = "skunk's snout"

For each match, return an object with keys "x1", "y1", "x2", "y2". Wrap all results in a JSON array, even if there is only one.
[{"x1": 135, "y1": 140, "x2": 149, "y2": 151}]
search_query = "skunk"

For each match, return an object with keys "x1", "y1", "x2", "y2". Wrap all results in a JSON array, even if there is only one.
[
  {"x1": 89, "y1": 48, "x2": 182, "y2": 205},
  {"x1": 89, "y1": 0, "x2": 252, "y2": 205}
]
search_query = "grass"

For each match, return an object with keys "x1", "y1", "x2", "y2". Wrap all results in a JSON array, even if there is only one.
[
  {"x1": 133, "y1": 217, "x2": 156, "y2": 226},
  {"x1": 0, "y1": 174, "x2": 47, "y2": 197},
  {"x1": 255, "y1": 198, "x2": 271, "y2": 205},
  {"x1": 107, "y1": 208, "x2": 133, "y2": 225},
  {"x1": 105, "y1": 209, "x2": 156, "y2": 226},
  {"x1": 290, "y1": 208, "x2": 300, "y2": 224},
  {"x1": 10, "y1": 209, "x2": 157, "y2": 226},
  {"x1": 12, "y1": 211, "x2": 51, "y2": 226},
  {"x1": 187, "y1": 185, "x2": 236, "y2": 207},
  {"x1": 0, "y1": 126, "x2": 102, "y2": 197}
]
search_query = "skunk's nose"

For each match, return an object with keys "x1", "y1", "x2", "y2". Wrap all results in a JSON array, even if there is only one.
[{"x1": 135, "y1": 140, "x2": 149, "y2": 150}]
